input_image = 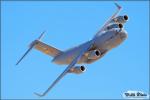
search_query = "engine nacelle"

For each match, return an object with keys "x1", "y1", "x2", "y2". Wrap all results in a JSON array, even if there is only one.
[
  {"x1": 105, "y1": 23, "x2": 123, "y2": 31},
  {"x1": 111, "y1": 15, "x2": 128, "y2": 24},
  {"x1": 88, "y1": 49, "x2": 101, "y2": 59},
  {"x1": 68, "y1": 66, "x2": 86, "y2": 74}
]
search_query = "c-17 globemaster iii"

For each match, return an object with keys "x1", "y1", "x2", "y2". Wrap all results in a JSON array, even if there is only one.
[{"x1": 16, "y1": 3, "x2": 128, "y2": 97}]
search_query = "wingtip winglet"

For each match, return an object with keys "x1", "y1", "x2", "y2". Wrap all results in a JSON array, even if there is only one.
[
  {"x1": 34, "y1": 92, "x2": 45, "y2": 97},
  {"x1": 16, "y1": 62, "x2": 19, "y2": 66},
  {"x1": 114, "y1": 2, "x2": 122, "y2": 10},
  {"x1": 38, "y1": 30, "x2": 46, "y2": 41}
]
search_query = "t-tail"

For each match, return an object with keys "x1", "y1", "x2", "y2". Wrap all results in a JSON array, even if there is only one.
[{"x1": 16, "y1": 31, "x2": 62, "y2": 65}]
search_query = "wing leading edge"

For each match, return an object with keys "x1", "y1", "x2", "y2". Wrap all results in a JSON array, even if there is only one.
[
  {"x1": 34, "y1": 41, "x2": 93, "y2": 97},
  {"x1": 93, "y1": 2, "x2": 122, "y2": 38}
]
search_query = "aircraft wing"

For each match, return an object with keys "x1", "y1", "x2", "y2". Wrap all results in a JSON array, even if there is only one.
[
  {"x1": 34, "y1": 41, "x2": 93, "y2": 97},
  {"x1": 93, "y1": 3, "x2": 122, "y2": 38}
]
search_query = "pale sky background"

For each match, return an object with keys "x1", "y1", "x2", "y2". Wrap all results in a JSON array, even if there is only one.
[{"x1": 1, "y1": 1, "x2": 149, "y2": 99}]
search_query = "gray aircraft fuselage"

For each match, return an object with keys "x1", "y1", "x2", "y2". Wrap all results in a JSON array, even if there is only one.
[
  {"x1": 15, "y1": 3, "x2": 129, "y2": 97},
  {"x1": 52, "y1": 28, "x2": 127, "y2": 65}
]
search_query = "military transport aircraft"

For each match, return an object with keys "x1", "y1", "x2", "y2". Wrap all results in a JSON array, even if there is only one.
[{"x1": 16, "y1": 3, "x2": 128, "y2": 97}]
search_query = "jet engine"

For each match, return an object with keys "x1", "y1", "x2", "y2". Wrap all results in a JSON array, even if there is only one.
[
  {"x1": 68, "y1": 66, "x2": 86, "y2": 74},
  {"x1": 112, "y1": 15, "x2": 128, "y2": 24},
  {"x1": 106, "y1": 23, "x2": 123, "y2": 30},
  {"x1": 88, "y1": 49, "x2": 101, "y2": 59}
]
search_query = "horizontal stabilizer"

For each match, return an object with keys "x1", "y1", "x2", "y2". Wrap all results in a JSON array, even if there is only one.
[
  {"x1": 34, "y1": 40, "x2": 62, "y2": 57},
  {"x1": 16, "y1": 31, "x2": 46, "y2": 65}
]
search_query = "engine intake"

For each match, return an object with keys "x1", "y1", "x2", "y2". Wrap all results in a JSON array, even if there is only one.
[
  {"x1": 68, "y1": 66, "x2": 86, "y2": 74},
  {"x1": 112, "y1": 15, "x2": 128, "y2": 24},
  {"x1": 118, "y1": 24, "x2": 123, "y2": 28},
  {"x1": 124, "y1": 15, "x2": 128, "y2": 20},
  {"x1": 88, "y1": 49, "x2": 101, "y2": 59},
  {"x1": 106, "y1": 23, "x2": 123, "y2": 30}
]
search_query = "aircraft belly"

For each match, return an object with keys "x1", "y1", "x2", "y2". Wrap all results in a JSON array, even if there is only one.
[
  {"x1": 95, "y1": 31, "x2": 124, "y2": 51},
  {"x1": 52, "y1": 30, "x2": 126, "y2": 65},
  {"x1": 52, "y1": 51, "x2": 87, "y2": 65},
  {"x1": 104, "y1": 35, "x2": 122, "y2": 50},
  {"x1": 52, "y1": 42, "x2": 89, "y2": 65}
]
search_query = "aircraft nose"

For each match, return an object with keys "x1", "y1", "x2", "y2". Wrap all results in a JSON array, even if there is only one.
[{"x1": 120, "y1": 30, "x2": 128, "y2": 40}]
